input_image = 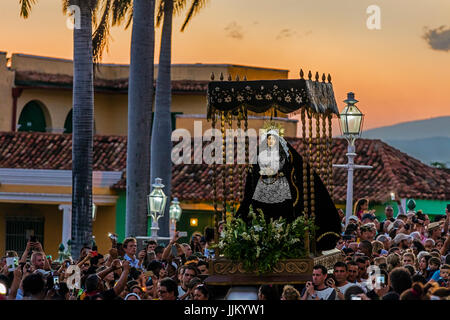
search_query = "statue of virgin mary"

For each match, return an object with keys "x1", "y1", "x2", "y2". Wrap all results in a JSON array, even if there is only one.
[{"x1": 236, "y1": 122, "x2": 341, "y2": 251}]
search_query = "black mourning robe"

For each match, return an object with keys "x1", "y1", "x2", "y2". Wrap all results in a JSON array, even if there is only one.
[{"x1": 236, "y1": 141, "x2": 341, "y2": 252}]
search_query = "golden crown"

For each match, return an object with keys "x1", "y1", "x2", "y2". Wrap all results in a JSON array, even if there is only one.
[{"x1": 261, "y1": 120, "x2": 285, "y2": 137}]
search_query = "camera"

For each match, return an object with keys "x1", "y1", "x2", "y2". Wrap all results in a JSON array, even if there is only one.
[
  {"x1": 108, "y1": 232, "x2": 118, "y2": 241},
  {"x1": 53, "y1": 276, "x2": 60, "y2": 290},
  {"x1": 30, "y1": 235, "x2": 36, "y2": 243},
  {"x1": 178, "y1": 231, "x2": 188, "y2": 238},
  {"x1": 376, "y1": 275, "x2": 385, "y2": 284}
]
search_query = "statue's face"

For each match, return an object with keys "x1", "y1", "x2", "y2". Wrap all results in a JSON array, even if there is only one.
[{"x1": 267, "y1": 135, "x2": 277, "y2": 148}]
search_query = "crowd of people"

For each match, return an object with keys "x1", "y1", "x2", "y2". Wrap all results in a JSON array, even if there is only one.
[{"x1": 1, "y1": 202, "x2": 449, "y2": 300}]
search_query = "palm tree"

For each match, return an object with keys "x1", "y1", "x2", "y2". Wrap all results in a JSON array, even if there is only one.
[
  {"x1": 151, "y1": 0, "x2": 208, "y2": 238},
  {"x1": 123, "y1": 0, "x2": 155, "y2": 238},
  {"x1": 20, "y1": 0, "x2": 116, "y2": 258}
]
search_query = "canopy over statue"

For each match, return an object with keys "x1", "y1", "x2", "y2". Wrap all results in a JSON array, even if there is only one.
[{"x1": 206, "y1": 70, "x2": 342, "y2": 255}]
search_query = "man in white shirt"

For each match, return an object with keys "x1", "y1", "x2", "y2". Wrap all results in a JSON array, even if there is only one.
[
  {"x1": 327, "y1": 262, "x2": 354, "y2": 300},
  {"x1": 301, "y1": 265, "x2": 336, "y2": 300}
]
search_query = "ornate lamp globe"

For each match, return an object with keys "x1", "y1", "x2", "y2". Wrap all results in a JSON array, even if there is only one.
[
  {"x1": 147, "y1": 178, "x2": 167, "y2": 217},
  {"x1": 169, "y1": 197, "x2": 182, "y2": 221},
  {"x1": 339, "y1": 92, "x2": 364, "y2": 143}
]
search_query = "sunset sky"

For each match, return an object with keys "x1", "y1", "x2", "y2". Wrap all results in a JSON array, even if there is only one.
[{"x1": 1, "y1": 0, "x2": 449, "y2": 130}]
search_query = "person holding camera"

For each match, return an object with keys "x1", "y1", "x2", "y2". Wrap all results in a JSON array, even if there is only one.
[
  {"x1": 301, "y1": 265, "x2": 336, "y2": 300},
  {"x1": 19, "y1": 239, "x2": 50, "y2": 272}
]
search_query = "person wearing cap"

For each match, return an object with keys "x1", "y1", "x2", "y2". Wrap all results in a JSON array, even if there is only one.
[
  {"x1": 376, "y1": 234, "x2": 392, "y2": 251},
  {"x1": 348, "y1": 215, "x2": 359, "y2": 225},
  {"x1": 360, "y1": 224, "x2": 376, "y2": 242},
  {"x1": 427, "y1": 221, "x2": 444, "y2": 242},
  {"x1": 393, "y1": 233, "x2": 412, "y2": 251}
]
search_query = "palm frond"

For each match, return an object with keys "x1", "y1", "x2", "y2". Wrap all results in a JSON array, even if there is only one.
[
  {"x1": 92, "y1": 0, "x2": 112, "y2": 64},
  {"x1": 181, "y1": 0, "x2": 208, "y2": 31},
  {"x1": 156, "y1": 0, "x2": 165, "y2": 27},
  {"x1": 19, "y1": 0, "x2": 37, "y2": 18},
  {"x1": 156, "y1": 0, "x2": 185, "y2": 27},
  {"x1": 111, "y1": 0, "x2": 132, "y2": 26},
  {"x1": 173, "y1": 0, "x2": 187, "y2": 15},
  {"x1": 62, "y1": 0, "x2": 71, "y2": 14},
  {"x1": 125, "y1": 9, "x2": 133, "y2": 29}
]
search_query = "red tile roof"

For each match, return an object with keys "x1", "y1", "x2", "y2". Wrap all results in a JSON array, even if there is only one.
[
  {"x1": 0, "y1": 132, "x2": 448, "y2": 203},
  {"x1": 14, "y1": 71, "x2": 209, "y2": 93}
]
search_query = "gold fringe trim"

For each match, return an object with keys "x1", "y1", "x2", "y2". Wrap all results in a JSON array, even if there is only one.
[{"x1": 316, "y1": 231, "x2": 341, "y2": 242}]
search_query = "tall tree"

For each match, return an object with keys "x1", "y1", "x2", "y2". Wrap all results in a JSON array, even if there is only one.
[
  {"x1": 124, "y1": 0, "x2": 155, "y2": 238},
  {"x1": 20, "y1": 0, "x2": 116, "y2": 258},
  {"x1": 151, "y1": 0, "x2": 174, "y2": 238},
  {"x1": 68, "y1": 0, "x2": 95, "y2": 259},
  {"x1": 151, "y1": 0, "x2": 208, "y2": 238}
]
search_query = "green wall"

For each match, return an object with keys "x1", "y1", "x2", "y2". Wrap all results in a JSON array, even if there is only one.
[
  {"x1": 115, "y1": 192, "x2": 126, "y2": 242},
  {"x1": 115, "y1": 191, "x2": 215, "y2": 242}
]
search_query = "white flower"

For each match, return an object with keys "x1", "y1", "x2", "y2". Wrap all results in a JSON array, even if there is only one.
[
  {"x1": 237, "y1": 95, "x2": 244, "y2": 102},
  {"x1": 254, "y1": 225, "x2": 263, "y2": 232},
  {"x1": 225, "y1": 96, "x2": 232, "y2": 103},
  {"x1": 284, "y1": 95, "x2": 292, "y2": 103}
]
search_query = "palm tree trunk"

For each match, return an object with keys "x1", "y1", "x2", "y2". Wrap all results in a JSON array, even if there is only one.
[
  {"x1": 71, "y1": 2, "x2": 94, "y2": 259},
  {"x1": 126, "y1": 0, "x2": 155, "y2": 238},
  {"x1": 151, "y1": 0, "x2": 173, "y2": 238}
]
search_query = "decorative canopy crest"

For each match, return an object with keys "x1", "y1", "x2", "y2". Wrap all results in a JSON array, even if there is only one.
[{"x1": 260, "y1": 120, "x2": 285, "y2": 137}]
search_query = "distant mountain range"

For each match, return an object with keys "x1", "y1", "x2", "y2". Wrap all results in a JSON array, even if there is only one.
[{"x1": 362, "y1": 116, "x2": 450, "y2": 166}]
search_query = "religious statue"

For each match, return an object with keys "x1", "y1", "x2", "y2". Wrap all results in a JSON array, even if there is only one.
[{"x1": 236, "y1": 122, "x2": 341, "y2": 251}]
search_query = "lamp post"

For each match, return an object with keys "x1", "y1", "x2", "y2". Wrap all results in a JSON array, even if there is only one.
[
  {"x1": 147, "y1": 178, "x2": 168, "y2": 240},
  {"x1": 169, "y1": 197, "x2": 182, "y2": 238},
  {"x1": 333, "y1": 92, "x2": 373, "y2": 226}
]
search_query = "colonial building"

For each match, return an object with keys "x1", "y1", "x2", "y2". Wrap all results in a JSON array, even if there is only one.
[{"x1": 0, "y1": 52, "x2": 448, "y2": 257}]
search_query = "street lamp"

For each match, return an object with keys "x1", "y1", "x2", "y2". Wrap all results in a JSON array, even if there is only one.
[
  {"x1": 147, "y1": 178, "x2": 168, "y2": 240},
  {"x1": 334, "y1": 92, "x2": 373, "y2": 226},
  {"x1": 339, "y1": 92, "x2": 364, "y2": 145},
  {"x1": 169, "y1": 197, "x2": 182, "y2": 237}
]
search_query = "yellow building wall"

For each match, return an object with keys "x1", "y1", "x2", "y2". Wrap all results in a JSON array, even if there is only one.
[
  {"x1": 228, "y1": 65, "x2": 288, "y2": 80},
  {"x1": 0, "y1": 52, "x2": 15, "y2": 132},
  {"x1": 92, "y1": 205, "x2": 116, "y2": 255},
  {"x1": 0, "y1": 203, "x2": 116, "y2": 258},
  {"x1": 0, "y1": 203, "x2": 62, "y2": 257},
  {"x1": 11, "y1": 53, "x2": 130, "y2": 80}
]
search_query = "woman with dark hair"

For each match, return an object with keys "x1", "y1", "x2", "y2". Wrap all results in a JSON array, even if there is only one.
[
  {"x1": 353, "y1": 198, "x2": 372, "y2": 221},
  {"x1": 193, "y1": 284, "x2": 210, "y2": 300},
  {"x1": 258, "y1": 284, "x2": 279, "y2": 300},
  {"x1": 236, "y1": 127, "x2": 341, "y2": 252},
  {"x1": 416, "y1": 254, "x2": 432, "y2": 278},
  {"x1": 344, "y1": 285, "x2": 369, "y2": 300}
]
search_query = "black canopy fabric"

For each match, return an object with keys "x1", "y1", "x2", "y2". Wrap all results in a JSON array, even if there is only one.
[{"x1": 207, "y1": 79, "x2": 339, "y2": 116}]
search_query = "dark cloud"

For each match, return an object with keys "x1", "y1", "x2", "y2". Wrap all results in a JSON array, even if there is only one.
[
  {"x1": 225, "y1": 22, "x2": 244, "y2": 40},
  {"x1": 423, "y1": 25, "x2": 450, "y2": 52},
  {"x1": 276, "y1": 28, "x2": 297, "y2": 40},
  {"x1": 276, "y1": 29, "x2": 312, "y2": 40}
]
